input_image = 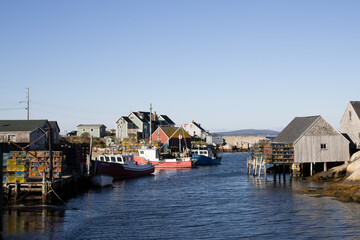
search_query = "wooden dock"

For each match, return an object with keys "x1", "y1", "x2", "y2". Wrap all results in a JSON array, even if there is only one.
[{"x1": 2, "y1": 175, "x2": 85, "y2": 204}]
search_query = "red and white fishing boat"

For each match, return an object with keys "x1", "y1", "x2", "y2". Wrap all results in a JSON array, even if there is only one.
[
  {"x1": 94, "y1": 154, "x2": 155, "y2": 179},
  {"x1": 134, "y1": 148, "x2": 193, "y2": 169}
]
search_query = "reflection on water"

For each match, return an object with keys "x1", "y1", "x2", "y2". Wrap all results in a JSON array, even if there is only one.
[
  {"x1": 3, "y1": 206, "x2": 65, "y2": 238},
  {"x1": 2, "y1": 152, "x2": 360, "y2": 239}
]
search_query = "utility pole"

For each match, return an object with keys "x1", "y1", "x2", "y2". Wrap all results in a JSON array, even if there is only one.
[
  {"x1": 48, "y1": 125, "x2": 53, "y2": 182},
  {"x1": 149, "y1": 103, "x2": 152, "y2": 147},
  {"x1": 26, "y1": 87, "x2": 30, "y2": 120}
]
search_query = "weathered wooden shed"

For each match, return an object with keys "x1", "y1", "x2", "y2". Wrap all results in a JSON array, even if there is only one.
[
  {"x1": 340, "y1": 101, "x2": 360, "y2": 150},
  {"x1": 0, "y1": 120, "x2": 59, "y2": 150},
  {"x1": 273, "y1": 116, "x2": 349, "y2": 174}
]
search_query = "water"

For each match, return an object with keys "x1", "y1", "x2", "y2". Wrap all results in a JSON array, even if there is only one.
[{"x1": 3, "y1": 152, "x2": 360, "y2": 239}]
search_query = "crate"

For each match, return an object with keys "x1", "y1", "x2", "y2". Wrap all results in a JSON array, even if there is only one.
[
  {"x1": 16, "y1": 159, "x2": 29, "y2": 166},
  {"x1": 16, "y1": 177, "x2": 28, "y2": 183},
  {"x1": 16, "y1": 165, "x2": 29, "y2": 171},
  {"x1": 7, "y1": 165, "x2": 17, "y2": 171},
  {"x1": 6, "y1": 176, "x2": 16, "y2": 183},
  {"x1": 3, "y1": 153, "x2": 12, "y2": 160},
  {"x1": 7, "y1": 159, "x2": 17, "y2": 166},
  {"x1": 15, "y1": 171, "x2": 28, "y2": 178}
]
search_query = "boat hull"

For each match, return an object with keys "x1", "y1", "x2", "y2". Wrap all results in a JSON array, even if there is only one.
[
  {"x1": 192, "y1": 155, "x2": 221, "y2": 166},
  {"x1": 133, "y1": 156, "x2": 192, "y2": 169},
  {"x1": 93, "y1": 160, "x2": 154, "y2": 179},
  {"x1": 91, "y1": 174, "x2": 113, "y2": 187}
]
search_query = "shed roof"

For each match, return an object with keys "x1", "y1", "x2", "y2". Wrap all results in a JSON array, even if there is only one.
[
  {"x1": 273, "y1": 116, "x2": 320, "y2": 144},
  {"x1": 49, "y1": 121, "x2": 60, "y2": 131},
  {"x1": 159, "y1": 126, "x2": 191, "y2": 139},
  {"x1": 0, "y1": 120, "x2": 49, "y2": 132},
  {"x1": 350, "y1": 101, "x2": 360, "y2": 119}
]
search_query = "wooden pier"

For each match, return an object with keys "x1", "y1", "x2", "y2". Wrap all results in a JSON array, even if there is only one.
[
  {"x1": 247, "y1": 156, "x2": 267, "y2": 178},
  {"x1": 2, "y1": 174, "x2": 85, "y2": 204}
]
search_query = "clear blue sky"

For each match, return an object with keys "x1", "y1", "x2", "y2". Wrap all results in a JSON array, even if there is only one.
[{"x1": 1, "y1": 1, "x2": 359, "y2": 134}]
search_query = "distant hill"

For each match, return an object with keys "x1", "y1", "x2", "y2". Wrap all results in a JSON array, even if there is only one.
[{"x1": 215, "y1": 129, "x2": 279, "y2": 137}]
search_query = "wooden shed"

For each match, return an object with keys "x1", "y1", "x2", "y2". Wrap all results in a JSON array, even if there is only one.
[
  {"x1": 0, "y1": 120, "x2": 60, "y2": 150},
  {"x1": 151, "y1": 126, "x2": 191, "y2": 152},
  {"x1": 340, "y1": 101, "x2": 360, "y2": 150},
  {"x1": 273, "y1": 116, "x2": 349, "y2": 174}
]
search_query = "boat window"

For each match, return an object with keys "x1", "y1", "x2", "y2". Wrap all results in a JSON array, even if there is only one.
[
  {"x1": 200, "y1": 151, "x2": 205, "y2": 155},
  {"x1": 194, "y1": 151, "x2": 198, "y2": 154},
  {"x1": 111, "y1": 156, "x2": 116, "y2": 162},
  {"x1": 140, "y1": 151, "x2": 144, "y2": 154},
  {"x1": 117, "y1": 157, "x2": 122, "y2": 162},
  {"x1": 105, "y1": 156, "x2": 110, "y2": 162},
  {"x1": 100, "y1": 156, "x2": 105, "y2": 162}
]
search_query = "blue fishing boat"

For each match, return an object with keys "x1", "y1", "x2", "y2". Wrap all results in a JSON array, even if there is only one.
[{"x1": 191, "y1": 149, "x2": 222, "y2": 166}]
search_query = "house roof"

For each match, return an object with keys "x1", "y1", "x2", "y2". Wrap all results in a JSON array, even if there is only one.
[
  {"x1": 192, "y1": 121, "x2": 206, "y2": 132},
  {"x1": 160, "y1": 115, "x2": 175, "y2": 125},
  {"x1": 49, "y1": 121, "x2": 60, "y2": 131},
  {"x1": 273, "y1": 116, "x2": 320, "y2": 144},
  {"x1": 130, "y1": 112, "x2": 147, "y2": 123},
  {"x1": 0, "y1": 120, "x2": 49, "y2": 132},
  {"x1": 77, "y1": 124, "x2": 106, "y2": 128},
  {"x1": 159, "y1": 126, "x2": 191, "y2": 139},
  {"x1": 122, "y1": 116, "x2": 132, "y2": 123},
  {"x1": 350, "y1": 101, "x2": 360, "y2": 119}
]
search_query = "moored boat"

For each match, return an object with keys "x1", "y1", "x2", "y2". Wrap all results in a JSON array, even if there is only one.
[
  {"x1": 135, "y1": 148, "x2": 193, "y2": 169},
  {"x1": 91, "y1": 174, "x2": 113, "y2": 187},
  {"x1": 93, "y1": 154, "x2": 155, "y2": 179},
  {"x1": 191, "y1": 149, "x2": 222, "y2": 166}
]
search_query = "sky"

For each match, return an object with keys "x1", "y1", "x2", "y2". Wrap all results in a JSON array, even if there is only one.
[{"x1": 1, "y1": 1, "x2": 359, "y2": 134}]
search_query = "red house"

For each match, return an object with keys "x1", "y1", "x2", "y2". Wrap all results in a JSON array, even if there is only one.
[{"x1": 151, "y1": 126, "x2": 191, "y2": 152}]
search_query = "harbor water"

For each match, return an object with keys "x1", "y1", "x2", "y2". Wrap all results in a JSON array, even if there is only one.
[{"x1": 2, "y1": 152, "x2": 360, "y2": 239}]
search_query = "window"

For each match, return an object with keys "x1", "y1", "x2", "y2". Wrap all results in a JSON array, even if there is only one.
[
  {"x1": 349, "y1": 111, "x2": 352, "y2": 120},
  {"x1": 111, "y1": 157, "x2": 116, "y2": 162},
  {"x1": 321, "y1": 144, "x2": 327, "y2": 150},
  {"x1": 8, "y1": 135, "x2": 16, "y2": 142},
  {"x1": 105, "y1": 156, "x2": 110, "y2": 162},
  {"x1": 91, "y1": 129, "x2": 93, "y2": 131}
]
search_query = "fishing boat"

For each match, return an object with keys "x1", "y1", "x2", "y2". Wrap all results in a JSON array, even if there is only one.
[
  {"x1": 90, "y1": 174, "x2": 113, "y2": 187},
  {"x1": 191, "y1": 149, "x2": 222, "y2": 166},
  {"x1": 93, "y1": 154, "x2": 155, "y2": 179},
  {"x1": 135, "y1": 148, "x2": 193, "y2": 169}
]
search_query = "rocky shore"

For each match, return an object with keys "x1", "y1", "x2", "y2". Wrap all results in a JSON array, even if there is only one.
[{"x1": 300, "y1": 151, "x2": 360, "y2": 203}]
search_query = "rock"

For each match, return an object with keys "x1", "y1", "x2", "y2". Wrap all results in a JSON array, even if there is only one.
[
  {"x1": 350, "y1": 151, "x2": 360, "y2": 162},
  {"x1": 345, "y1": 168, "x2": 360, "y2": 182},
  {"x1": 347, "y1": 158, "x2": 360, "y2": 174}
]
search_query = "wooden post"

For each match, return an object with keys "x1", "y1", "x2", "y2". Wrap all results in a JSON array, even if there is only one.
[
  {"x1": 42, "y1": 174, "x2": 47, "y2": 204},
  {"x1": 310, "y1": 163, "x2": 313, "y2": 176},
  {"x1": 324, "y1": 162, "x2": 327, "y2": 172},
  {"x1": 87, "y1": 135, "x2": 93, "y2": 176},
  {"x1": 0, "y1": 151, "x2": 3, "y2": 232}
]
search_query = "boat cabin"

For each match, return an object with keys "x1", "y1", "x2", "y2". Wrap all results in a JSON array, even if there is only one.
[
  {"x1": 191, "y1": 149, "x2": 210, "y2": 157},
  {"x1": 98, "y1": 155, "x2": 133, "y2": 164},
  {"x1": 138, "y1": 148, "x2": 160, "y2": 161}
]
